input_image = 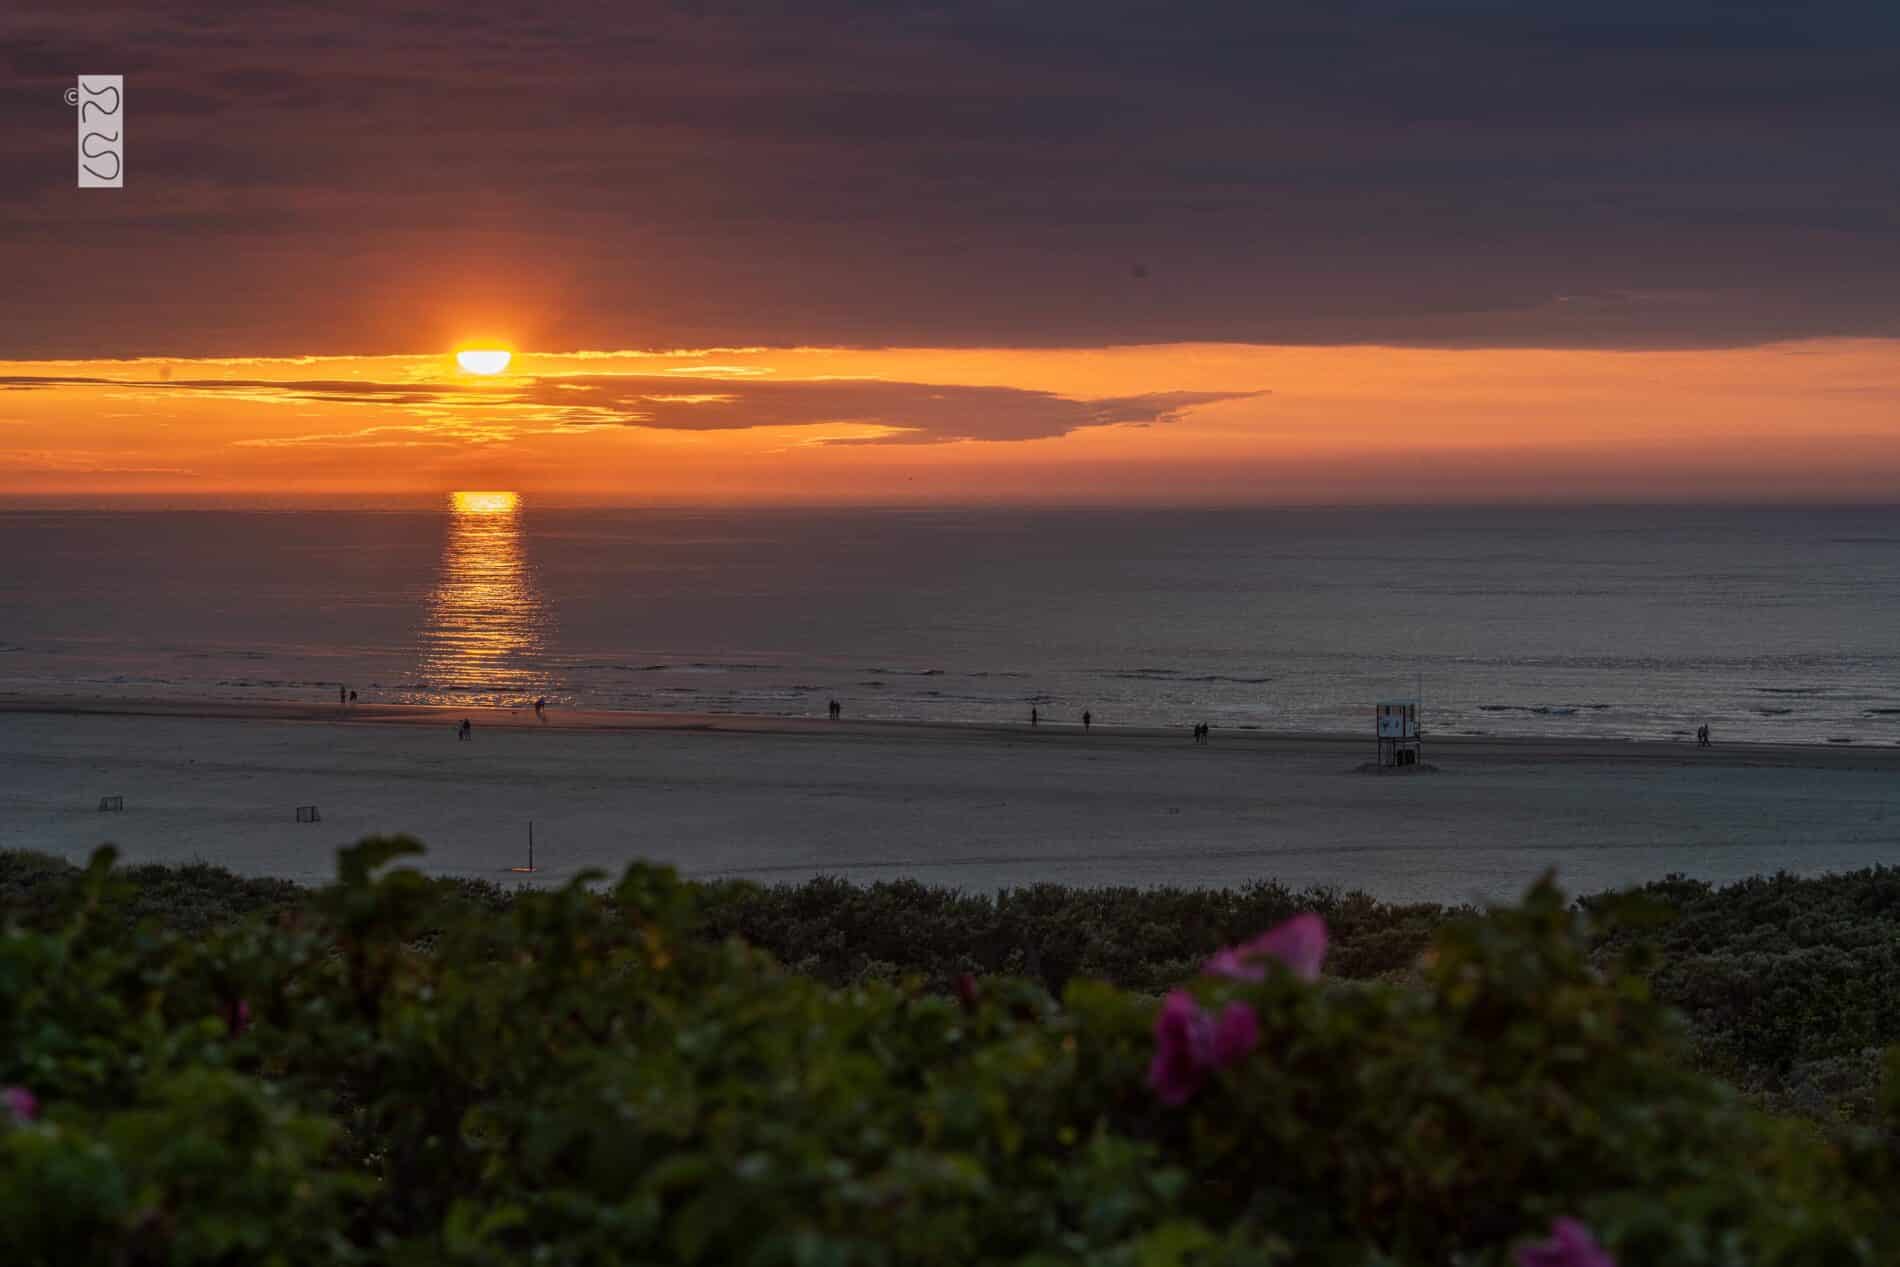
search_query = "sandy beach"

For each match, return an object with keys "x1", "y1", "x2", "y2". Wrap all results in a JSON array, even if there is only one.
[{"x1": 3, "y1": 695, "x2": 1897, "y2": 904}]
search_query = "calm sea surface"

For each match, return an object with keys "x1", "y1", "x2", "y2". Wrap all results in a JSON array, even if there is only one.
[{"x1": 4, "y1": 501, "x2": 1899, "y2": 745}]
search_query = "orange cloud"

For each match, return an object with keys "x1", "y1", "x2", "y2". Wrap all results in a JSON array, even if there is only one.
[{"x1": 3, "y1": 340, "x2": 1898, "y2": 503}]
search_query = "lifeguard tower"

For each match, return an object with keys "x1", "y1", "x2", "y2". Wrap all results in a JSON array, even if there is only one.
[{"x1": 1375, "y1": 699, "x2": 1422, "y2": 768}]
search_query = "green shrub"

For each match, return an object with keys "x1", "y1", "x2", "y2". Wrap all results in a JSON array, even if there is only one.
[
  {"x1": 8, "y1": 850, "x2": 1900, "y2": 1122},
  {"x1": 3, "y1": 842, "x2": 1896, "y2": 1264},
  {"x1": 1588, "y1": 870, "x2": 1900, "y2": 1118}
]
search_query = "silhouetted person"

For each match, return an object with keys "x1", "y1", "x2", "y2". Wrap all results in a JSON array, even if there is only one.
[
  {"x1": 348, "y1": 690, "x2": 357, "y2": 705},
  {"x1": 534, "y1": 697, "x2": 546, "y2": 721},
  {"x1": 1030, "y1": 706, "x2": 1039, "y2": 727},
  {"x1": 828, "y1": 698, "x2": 841, "y2": 720},
  {"x1": 1082, "y1": 709, "x2": 1092, "y2": 732},
  {"x1": 339, "y1": 685, "x2": 346, "y2": 706},
  {"x1": 458, "y1": 718, "x2": 472, "y2": 741}
]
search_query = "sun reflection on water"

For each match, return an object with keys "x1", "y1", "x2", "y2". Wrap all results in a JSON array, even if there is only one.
[{"x1": 419, "y1": 491, "x2": 549, "y2": 702}]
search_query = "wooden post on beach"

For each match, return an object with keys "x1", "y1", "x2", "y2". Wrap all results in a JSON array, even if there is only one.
[
  {"x1": 1416, "y1": 671, "x2": 1424, "y2": 766},
  {"x1": 512, "y1": 820, "x2": 537, "y2": 873}
]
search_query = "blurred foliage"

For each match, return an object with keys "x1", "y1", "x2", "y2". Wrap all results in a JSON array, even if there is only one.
[
  {"x1": 8, "y1": 850, "x2": 1896, "y2": 1121},
  {"x1": 3, "y1": 844, "x2": 1898, "y2": 1264}
]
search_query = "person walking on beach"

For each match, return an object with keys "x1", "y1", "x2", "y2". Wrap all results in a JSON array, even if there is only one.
[
  {"x1": 1082, "y1": 709, "x2": 1092, "y2": 732},
  {"x1": 1030, "y1": 706, "x2": 1039, "y2": 728},
  {"x1": 348, "y1": 690, "x2": 357, "y2": 706},
  {"x1": 339, "y1": 685, "x2": 347, "y2": 706},
  {"x1": 458, "y1": 718, "x2": 472, "y2": 741},
  {"x1": 534, "y1": 697, "x2": 546, "y2": 722},
  {"x1": 829, "y1": 698, "x2": 841, "y2": 720}
]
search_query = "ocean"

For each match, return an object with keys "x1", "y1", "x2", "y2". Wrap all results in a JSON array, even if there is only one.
[{"x1": 4, "y1": 500, "x2": 1899, "y2": 746}]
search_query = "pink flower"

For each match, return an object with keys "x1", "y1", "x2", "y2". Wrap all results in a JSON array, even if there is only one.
[
  {"x1": 1204, "y1": 912, "x2": 1328, "y2": 983},
  {"x1": 1148, "y1": 994, "x2": 1262, "y2": 1105},
  {"x1": 1148, "y1": 990, "x2": 1214, "y2": 1105},
  {"x1": 221, "y1": 998, "x2": 252, "y2": 1038},
  {"x1": 1516, "y1": 1218, "x2": 1615, "y2": 1267},
  {"x1": 1211, "y1": 1002, "x2": 1260, "y2": 1065},
  {"x1": 3, "y1": 1086, "x2": 37, "y2": 1123}
]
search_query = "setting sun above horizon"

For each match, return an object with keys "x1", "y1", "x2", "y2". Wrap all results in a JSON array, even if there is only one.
[
  {"x1": 451, "y1": 490, "x2": 520, "y2": 514},
  {"x1": 456, "y1": 349, "x2": 512, "y2": 375}
]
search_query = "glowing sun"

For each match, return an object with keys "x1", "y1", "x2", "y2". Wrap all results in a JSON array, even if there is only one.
[{"x1": 456, "y1": 348, "x2": 512, "y2": 375}]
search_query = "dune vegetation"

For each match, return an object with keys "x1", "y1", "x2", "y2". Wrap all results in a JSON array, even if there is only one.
[{"x1": 2, "y1": 843, "x2": 1897, "y2": 1264}]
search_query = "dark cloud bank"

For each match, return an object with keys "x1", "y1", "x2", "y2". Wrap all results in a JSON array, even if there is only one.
[
  {"x1": 3, "y1": 1, "x2": 1898, "y2": 357},
  {"x1": 0, "y1": 373, "x2": 1256, "y2": 443}
]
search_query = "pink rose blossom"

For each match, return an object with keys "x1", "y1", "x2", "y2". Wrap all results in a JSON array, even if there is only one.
[
  {"x1": 1148, "y1": 994, "x2": 1262, "y2": 1104},
  {"x1": 1515, "y1": 1218, "x2": 1615, "y2": 1267},
  {"x1": 3, "y1": 1086, "x2": 37, "y2": 1123},
  {"x1": 1211, "y1": 1002, "x2": 1260, "y2": 1065},
  {"x1": 1148, "y1": 990, "x2": 1214, "y2": 1105},
  {"x1": 1204, "y1": 912, "x2": 1328, "y2": 982}
]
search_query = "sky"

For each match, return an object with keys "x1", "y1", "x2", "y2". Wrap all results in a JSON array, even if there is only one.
[{"x1": 4, "y1": 1, "x2": 1900, "y2": 502}]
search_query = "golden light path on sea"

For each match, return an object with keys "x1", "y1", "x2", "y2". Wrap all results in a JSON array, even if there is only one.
[{"x1": 418, "y1": 491, "x2": 549, "y2": 701}]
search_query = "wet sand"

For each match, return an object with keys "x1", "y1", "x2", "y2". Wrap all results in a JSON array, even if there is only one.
[{"x1": 2, "y1": 695, "x2": 1897, "y2": 903}]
